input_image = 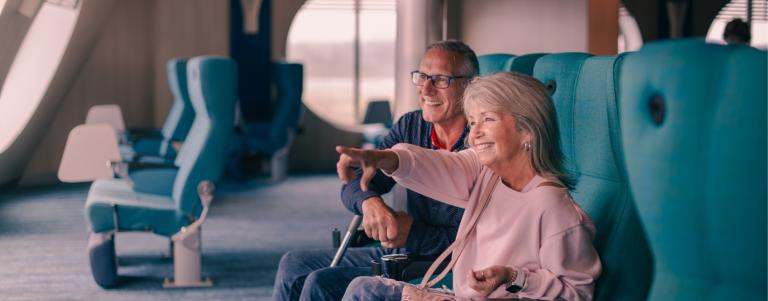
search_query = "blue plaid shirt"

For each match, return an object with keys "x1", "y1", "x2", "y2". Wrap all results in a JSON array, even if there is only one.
[{"x1": 341, "y1": 110, "x2": 467, "y2": 257}]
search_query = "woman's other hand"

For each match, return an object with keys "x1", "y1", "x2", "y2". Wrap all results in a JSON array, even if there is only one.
[{"x1": 467, "y1": 265, "x2": 515, "y2": 297}]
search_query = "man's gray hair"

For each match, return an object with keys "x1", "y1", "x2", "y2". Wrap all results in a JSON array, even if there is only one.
[{"x1": 426, "y1": 40, "x2": 479, "y2": 78}]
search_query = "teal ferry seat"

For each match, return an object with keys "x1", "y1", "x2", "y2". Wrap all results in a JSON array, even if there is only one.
[
  {"x1": 240, "y1": 61, "x2": 304, "y2": 180},
  {"x1": 121, "y1": 58, "x2": 195, "y2": 161},
  {"x1": 620, "y1": 39, "x2": 767, "y2": 301},
  {"x1": 534, "y1": 52, "x2": 653, "y2": 301},
  {"x1": 506, "y1": 53, "x2": 546, "y2": 75},
  {"x1": 84, "y1": 56, "x2": 237, "y2": 287},
  {"x1": 478, "y1": 53, "x2": 515, "y2": 75}
]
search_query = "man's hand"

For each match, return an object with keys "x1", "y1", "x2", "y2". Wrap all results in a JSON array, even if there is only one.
[
  {"x1": 361, "y1": 197, "x2": 398, "y2": 243},
  {"x1": 467, "y1": 265, "x2": 515, "y2": 297},
  {"x1": 380, "y1": 211, "x2": 413, "y2": 248},
  {"x1": 336, "y1": 146, "x2": 399, "y2": 192}
]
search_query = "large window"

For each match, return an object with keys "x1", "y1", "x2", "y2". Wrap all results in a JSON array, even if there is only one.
[
  {"x1": 287, "y1": 0, "x2": 396, "y2": 127},
  {"x1": 706, "y1": 0, "x2": 767, "y2": 49},
  {"x1": 0, "y1": 2, "x2": 80, "y2": 153}
]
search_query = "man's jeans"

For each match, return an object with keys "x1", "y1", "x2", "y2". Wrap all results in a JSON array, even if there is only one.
[{"x1": 271, "y1": 247, "x2": 405, "y2": 301}]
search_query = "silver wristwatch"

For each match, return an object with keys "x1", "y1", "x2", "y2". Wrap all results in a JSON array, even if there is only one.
[{"x1": 504, "y1": 268, "x2": 527, "y2": 293}]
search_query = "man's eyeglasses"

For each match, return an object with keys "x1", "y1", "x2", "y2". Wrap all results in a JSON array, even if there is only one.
[{"x1": 411, "y1": 71, "x2": 467, "y2": 89}]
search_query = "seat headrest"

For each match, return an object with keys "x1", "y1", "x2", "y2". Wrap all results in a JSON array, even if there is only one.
[
  {"x1": 186, "y1": 56, "x2": 238, "y2": 119},
  {"x1": 478, "y1": 53, "x2": 515, "y2": 75}
]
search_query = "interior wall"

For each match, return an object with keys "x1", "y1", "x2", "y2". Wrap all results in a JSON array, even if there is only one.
[
  {"x1": 589, "y1": 0, "x2": 619, "y2": 55},
  {"x1": 460, "y1": 0, "x2": 589, "y2": 55},
  {"x1": 19, "y1": 0, "x2": 229, "y2": 186},
  {"x1": 271, "y1": 0, "x2": 305, "y2": 60},
  {"x1": 154, "y1": 0, "x2": 229, "y2": 126}
]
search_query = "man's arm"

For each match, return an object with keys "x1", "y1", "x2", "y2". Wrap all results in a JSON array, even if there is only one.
[
  {"x1": 339, "y1": 115, "x2": 407, "y2": 214},
  {"x1": 339, "y1": 114, "x2": 412, "y2": 243},
  {"x1": 340, "y1": 168, "x2": 397, "y2": 215}
]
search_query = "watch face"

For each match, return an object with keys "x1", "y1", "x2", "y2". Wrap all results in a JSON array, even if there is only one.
[{"x1": 505, "y1": 284, "x2": 522, "y2": 293}]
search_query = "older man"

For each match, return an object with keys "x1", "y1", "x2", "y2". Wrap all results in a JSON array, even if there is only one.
[{"x1": 271, "y1": 40, "x2": 479, "y2": 301}]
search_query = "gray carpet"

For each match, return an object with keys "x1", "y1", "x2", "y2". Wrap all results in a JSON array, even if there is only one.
[{"x1": 0, "y1": 174, "x2": 354, "y2": 301}]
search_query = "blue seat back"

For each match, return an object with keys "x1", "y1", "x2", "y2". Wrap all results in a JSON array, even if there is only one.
[
  {"x1": 534, "y1": 53, "x2": 653, "y2": 301},
  {"x1": 269, "y1": 62, "x2": 304, "y2": 149},
  {"x1": 506, "y1": 53, "x2": 546, "y2": 75},
  {"x1": 477, "y1": 53, "x2": 515, "y2": 75},
  {"x1": 620, "y1": 39, "x2": 767, "y2": 300},
  {"x1": 362, "y1": 100, "x2": 392, "y2": 127},
  {"x1": 173, "y1": 56, "x2": 237, "y2": 216},
  {"x1": 161, "y1": 58, "x2": 195, "y2": 142}
]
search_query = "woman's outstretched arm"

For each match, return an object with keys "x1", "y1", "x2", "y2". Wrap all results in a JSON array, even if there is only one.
[{"x1": 337, "y1": 143, "x2": 481, "y2": 208}]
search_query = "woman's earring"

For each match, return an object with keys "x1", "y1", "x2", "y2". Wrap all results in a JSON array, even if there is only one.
[{"x1": 524, "y1": 142, "x2": 531, "y2": 151}]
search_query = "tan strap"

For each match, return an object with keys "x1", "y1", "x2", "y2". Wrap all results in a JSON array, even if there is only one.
[{"x1": 419, "y1": 173, "x2": 500, "y2": 288}]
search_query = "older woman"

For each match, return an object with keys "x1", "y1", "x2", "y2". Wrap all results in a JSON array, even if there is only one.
[{"x1": 335, "y1": 72, "x2": 601, "y2": 301}]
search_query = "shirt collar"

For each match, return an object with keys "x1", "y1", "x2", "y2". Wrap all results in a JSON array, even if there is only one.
[{"x1": 429, "y1": 123, "x2": 469, "y2": 151}]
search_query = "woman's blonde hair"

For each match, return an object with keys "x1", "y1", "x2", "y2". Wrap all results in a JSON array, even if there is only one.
[{"x1": 462, "y1": 72, "x2": 574, "y2": 189}]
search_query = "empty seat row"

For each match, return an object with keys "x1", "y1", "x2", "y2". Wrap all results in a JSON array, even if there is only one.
[{"x1": 83, "y1": 56, "x2": 238, "y2": 288}]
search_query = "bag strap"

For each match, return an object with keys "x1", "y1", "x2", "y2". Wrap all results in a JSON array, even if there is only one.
[{"x1": 419, "y1": 174, "x2": 500, "y2": 288}]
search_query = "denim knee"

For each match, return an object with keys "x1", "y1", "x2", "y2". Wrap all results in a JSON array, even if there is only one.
[
  {"x1": 273, "y1": 250, "x2": 325, "y2": 301},
  {"x1": 300, "y1": 268, "x2": 353, "y2": 301},
  {"x1": 342, "y1": 276, "x2": 403, "y2": 301}
]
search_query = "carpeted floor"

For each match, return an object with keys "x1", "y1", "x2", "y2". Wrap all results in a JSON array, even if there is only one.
[{"x1": 0, "y1": 174, "x2": 354, "y2": 301}]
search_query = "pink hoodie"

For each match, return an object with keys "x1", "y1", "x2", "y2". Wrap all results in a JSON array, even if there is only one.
[{"x1": 386, "y1": 143, "x2": 601, "y2": 300}]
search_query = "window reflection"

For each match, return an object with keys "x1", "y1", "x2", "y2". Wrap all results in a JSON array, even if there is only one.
[
  {"x1": 287, "y1": 0, "x2": 396, "y2": 126},
  {"x1": 706, "y1": 0, "x2": 767, "y2": 49},
  {"x1": 0, "y1": 3, "x2": 79, "y2": 153}
]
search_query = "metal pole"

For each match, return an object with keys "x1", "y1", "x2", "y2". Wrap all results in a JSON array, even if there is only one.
[{"x1": 330, "y1": 215, "x2": 363, "y2": 267}]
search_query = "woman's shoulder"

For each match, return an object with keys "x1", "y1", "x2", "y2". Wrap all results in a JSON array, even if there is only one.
[{"x1": 528, "y1": 188, "x2": 593, "y2": 237}]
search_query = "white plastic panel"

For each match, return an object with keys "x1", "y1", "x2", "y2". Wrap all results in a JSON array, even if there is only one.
[
  {"x1": 58, "y1": 123, "x2": 120, "y2": 183},
  {"x1": 85, "y1": 104, "x2": 126, "y2": 133}
]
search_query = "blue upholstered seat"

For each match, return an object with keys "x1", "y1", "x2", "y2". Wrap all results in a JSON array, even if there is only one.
[
  {"x1": 234, "y1": 61, "x2": 304, "y2": 180},
  {"x1": 243, "y1": 62, "x2": 304, "y2": 155},
  {"x1": 85, "y1": 56, "x2": 237, "y2": 237},
  {"x1": 620, "y1": 39, "x2": 767, "y2": 301},
  {"x1": 506, "y1": 53, "x2": 546, "y2": 75},
  {"x1": 121, "y1": 58, "x2": 195, "y2": 161},
  {"x1": 361, "y1": 100, "x2": 393, "y2": 149},
  {"x1": 478, "y1": 53, "x2": 515, "y2": 75},
  {"x1": 478, "y1": 53, "x2": 546, "y2": 76},
  {"x1": 533, "y1": 53, "x2": 653, "y2": 301}
]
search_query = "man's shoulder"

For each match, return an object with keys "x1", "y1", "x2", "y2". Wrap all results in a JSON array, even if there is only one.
[
  {"x1": 394, "y1": 110, "x2": 430, "y2": 132},
  {"x1": 395, "y1": 110, "x2": 425, "y2": 126},
  {"x1": 389, "y1": 110, "x2": 430, "y2": 146}
]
